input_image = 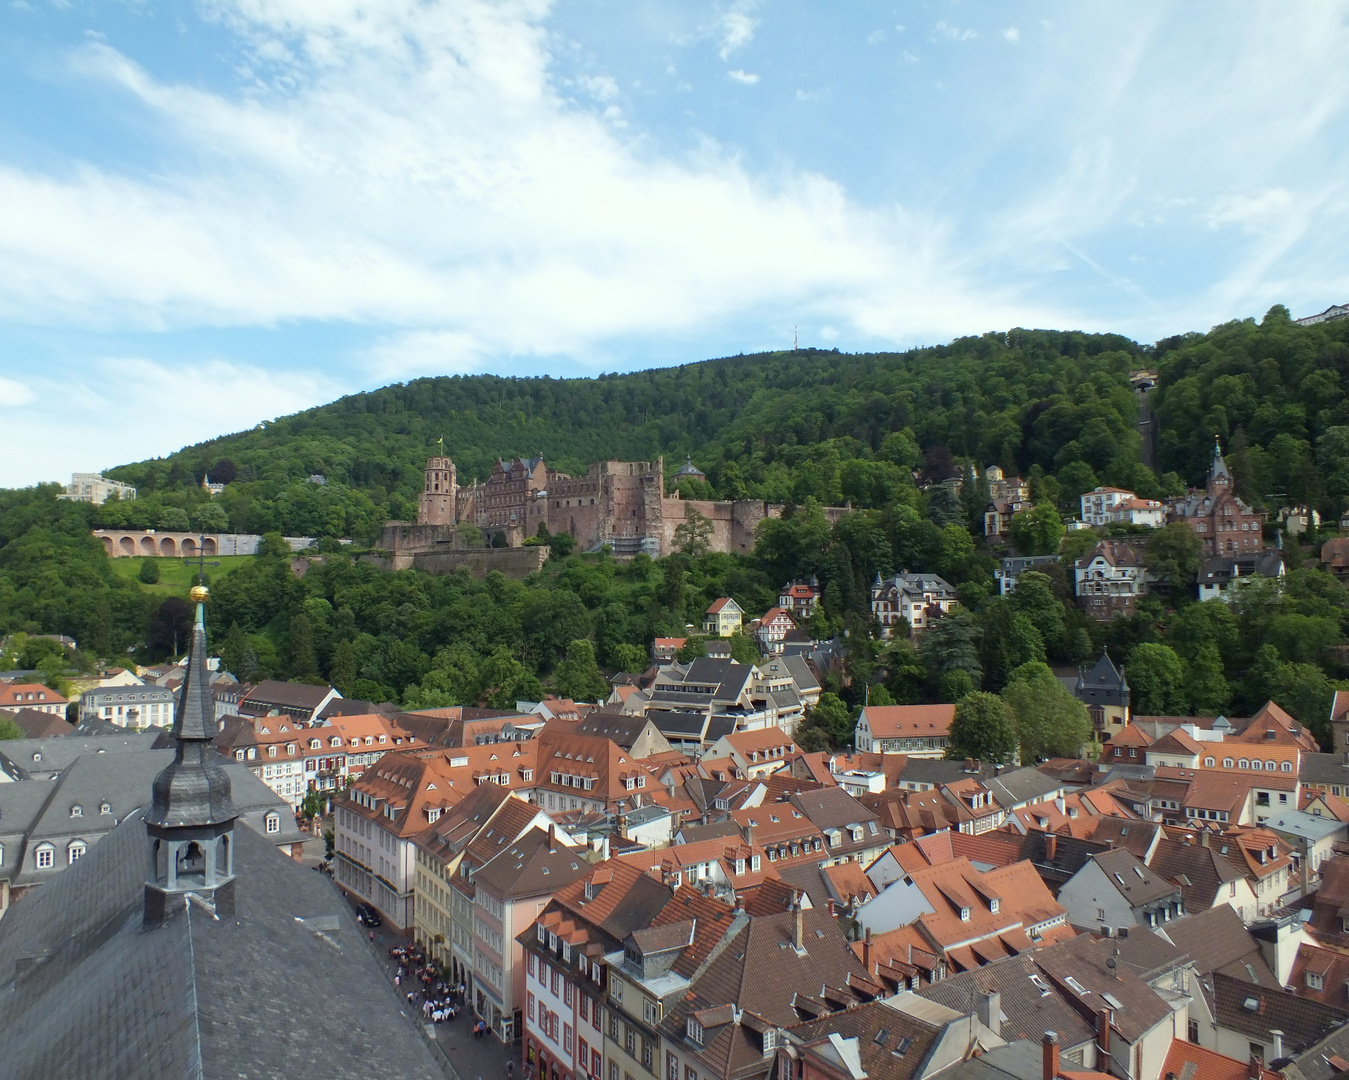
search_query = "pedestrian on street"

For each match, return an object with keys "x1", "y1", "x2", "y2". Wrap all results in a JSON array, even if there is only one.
[{"x1": 508, "y1": 1060, "x2": 515, "y2": 1078}]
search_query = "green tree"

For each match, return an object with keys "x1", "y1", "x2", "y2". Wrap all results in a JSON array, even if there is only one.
[
  {"x1": 1146, "y1": 523, "x2": 1205, "y2": 590},
  {"x1": 138, "y1": 559, "x2": 160, "y2": 584},
  {"x1": 258, "y1": 532, "x2": 292, "y2": 559},
  {"x1": 328, "y1": 638, "x2": 357, "y2": 696},
  {"x1": 286, "y1": 614, "x2": 320, "y2": 681},
  {"x1": 1008, "y1": 504, "x2": 1064, "y2": 556},
  {"x1": 1002, "y1": 661, "x2": 1092, "y2": 760},
  {"x1": 919, "y1": 611, "x2": 982, "y2": 694},
  {"x1": 1184, "y1": 643, "x2": 1231, "y2": 715},
  {"x1": 1127, "y1": 642, "x2": 1188, "y2": 715},
  {"x1": 978, "y1": 599, "x2": 1045, "y2": 692},
  {"x1": 946, "y1": 692, "x2": 1018, "y2": 764},
  {"x1": 801, "y1": 692, "x2": 853, "y2": 749},
  {"x1": 609, "y1": 643, "x2": 648, "y2": 674},
  {"x1": 939, "y1": 668, "x2": 975, "y2": 703},
  {"x1": 675, "y1": 637, "x2": 708, "y2": 663},
  {"x1": 192, "y1": 500, "x2": 230, "y2": 533},
  {"x1": 0, "y1": 716, "x2": 25, "y2": 740},
  {"x1": 1006, "y1": 571, "x2": 1067, "y2": 658},
  {"x1": 555, "y1": 639, "x2": 610, "y2": 702},
  {"x1": 727, "y1": 632, "x2": 761, "y2": 665},
  {"x1": 673, "y1": 507, "x2": 714, "y2": 557},
  {"x1": 476, "y1": 647, "x2": 543, "y2": 709}
]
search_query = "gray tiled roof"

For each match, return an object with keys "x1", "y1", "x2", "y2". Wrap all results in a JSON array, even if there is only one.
[
  {"x1": 0, "y1": 812, "x2": 444, "y2": 1080},
  {"x1": 0, "y1": 732, "x2": 160, "y2": 780}
]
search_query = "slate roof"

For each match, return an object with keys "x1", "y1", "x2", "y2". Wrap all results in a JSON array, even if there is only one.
[
  {"x1": 1147, "y1": 837, "x2": 1245, "y2": 910},
  {"x1": 985, "y1": 767, "x2": 1065, "y2": 809},
  {"x1": 472, "y1": 826, "x2": 590, "y2": 900},
  {"x1": 0, "y1": 732, "x2": 160, "y2": 780},
  {"x1": 781, "y1": 999, "x2": 945, "y2": 1080},
  {"x1": 1155, "y1": 904, "x2": 1278, "y2": 984},
  {"x1": 0, "y1": 810, "x2": 444, "y2": 1080},
  {"x1": 240, "y1": 679, "x2": 336, "y2": 710},
  {"x1": 1212, "y1": 971, "x2": 1349, "y2": 1055},
  {"x1": 918, "y1": 952, "x2": 1096, "y2": 1049},
  {"x1": 576, "y1": 712, "x2": 658, "y2": 749},
  {"x1": 1302, "y1": 753, "x2": 1349, "y2": 787},
  {"x1": 1086, "y1": 848, "x2": 1181, "y2": 907}
]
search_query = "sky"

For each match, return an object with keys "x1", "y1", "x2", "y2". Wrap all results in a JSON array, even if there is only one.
[{"x1": 1, "y1": 0, "x2": 1348, "y2": 487}]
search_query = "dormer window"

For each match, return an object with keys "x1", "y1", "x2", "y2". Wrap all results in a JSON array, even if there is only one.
[
  {"x1": 1223, "y1": 758, "x2": 1233, "y2": 768},
  {"x1": 70, "y1": 805, "x2": 82, "y2": 818},
  {"x1": 100, "y1": 803, "x2": 111, "y2": 815},
  {"x1": 687, "y1": 1018, "x2": 703, "y2": 1045},
  {"x1": 330, "y1": 736, "x2": 342, "y2": 747},
  {"x1": 960, "y1": 906, "x2": 971, "y2": 922},
  {"x1": 1204, "y1": 757, "x2": 1214, "y2": 767},
  {"x1": 989, "y1": 898, "x2": 1000, "y2": 913},
  {"x1": 537, "y1": 923, "x2": 547, "y2": 942},
  {"x1": 310, "y1": 739, "x2": 321, "y2": 749}
]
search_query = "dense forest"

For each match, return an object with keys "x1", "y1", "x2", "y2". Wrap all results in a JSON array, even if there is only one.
[{"x1": 4, "y1": 305, "x2": 1349, "y2": 754}]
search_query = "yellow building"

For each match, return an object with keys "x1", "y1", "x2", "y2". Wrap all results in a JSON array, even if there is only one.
[{"x1": 701, "y1": 598, "x2": 743, "y2": 637}]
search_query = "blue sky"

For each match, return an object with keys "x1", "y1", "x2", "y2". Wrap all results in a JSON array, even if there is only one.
[{"x1": 2, "y1": 0, "x2": 1347, "y2": 486}]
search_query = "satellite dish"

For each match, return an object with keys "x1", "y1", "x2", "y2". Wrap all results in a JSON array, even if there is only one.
[{"x1": 1105, "y1": 956, "x2": 1117, "y2": 970}]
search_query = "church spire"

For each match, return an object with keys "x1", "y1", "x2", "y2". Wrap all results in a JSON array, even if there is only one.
[
  {"x1": 1209, "y1": 436, "x2": 1232, "y2": 489},
  {"x1": 144, "y1": 585, "x2": 237, "y2": 924}
]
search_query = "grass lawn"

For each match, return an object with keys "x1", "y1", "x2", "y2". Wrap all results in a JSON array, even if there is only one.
[{"x1": 109, "y1": 555, "x2": 256, "y2": 595}]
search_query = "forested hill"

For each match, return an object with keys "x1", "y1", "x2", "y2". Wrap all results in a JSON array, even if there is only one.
[
  {"x1": 88, "y1": 305, "x2": 1349, "y2": 543},
  {"x1": 104, "y1": 327, "x2": 1154, "y2": 540}
]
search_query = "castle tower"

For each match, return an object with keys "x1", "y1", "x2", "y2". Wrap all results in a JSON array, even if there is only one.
[
  {"x1": 143, "y1": 585, "x2": 238, "y2": 924},
  {"x1": 418, "y1": 456, "x2": 457, "y2": 526}
]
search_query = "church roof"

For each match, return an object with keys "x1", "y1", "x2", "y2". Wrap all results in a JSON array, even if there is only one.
[
  {"x1": 675, "y1": 456, "x2": 706, "y2": 478},
  {"x1": 0, "y1": 812, "x2": 443, "y2": 1080}
]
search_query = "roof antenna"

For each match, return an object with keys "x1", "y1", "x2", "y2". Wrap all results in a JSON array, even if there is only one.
[{"x1": 793, "y1": 326, "x2": 798, "y2": 351}]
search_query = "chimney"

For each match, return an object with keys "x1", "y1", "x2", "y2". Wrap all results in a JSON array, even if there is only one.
[
  {"x1": 1044, "y1": 834, "x2": 1058, "y2": 862},
  {"x1": 1054, "y1": 797, "x2": 1066, "y2": 815},
  {"x1": 1200, "y1": 829, "x2": 1210, "y2": 848},
  {"x1": 745, "y1": 823, "x2": 755, "y2": 846},
  {"x1": 601, "y1": 835, "x2": 611, "y2": 861},
  {"x1": 1096, "y1": 1009, "x2": 1111, "y2": 1061},
  {"x1": 1272, "y1": 1029, "x2": 1284, "y2": 1061},
  {"x1": 792, "y1": 890, "x2": 804, "y2": 950},
  {"x1": 548, "y1": 823, "x2": 557, "y2": 852},
  {"x1": 977, "y1": 990, "x2": 1001, "y2": 1037},
  {"x1": 827, "y1": 898, "x2": 836, "y2": 918},
  {"x1": 1042, "y1": 1032, "x2": 1060, "y2": 1080},
  {"x1": 863, "y1": 927, "x2": 872, "y2": 972}
]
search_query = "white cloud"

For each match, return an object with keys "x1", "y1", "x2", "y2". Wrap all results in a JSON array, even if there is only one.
[
  {"x1": 717, "y1": 4, "x2": 758, "y2": 60},
  {"x1": 1002, "y1": 27, "x2": 1020, "y2": 44},
  {"x1": 933, "y1": 21, "x2": 977, "y2": 43},
  {"x1": 866, "y1": 30, "x2": 886, "y2": 45},
  {"x1": 576, "y1": 73, "x2": 618, "y2": 101},
  {"x1": 0, "y1": 377, "x2": 34, "y2": 406},
  {"x1": 0, "y1": 0, "x2": 1042, "y2": 402},
  {"x1": 0, "y1": 357, "x2": 338, "y2": 487},
  {"x1": 1206, "y1": 188, "x2": 1294, "y2": 233}
]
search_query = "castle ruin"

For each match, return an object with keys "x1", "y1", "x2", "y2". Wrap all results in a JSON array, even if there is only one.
[{"x1": 378, "y1": 455, "x2": 819, "y2": 569}]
